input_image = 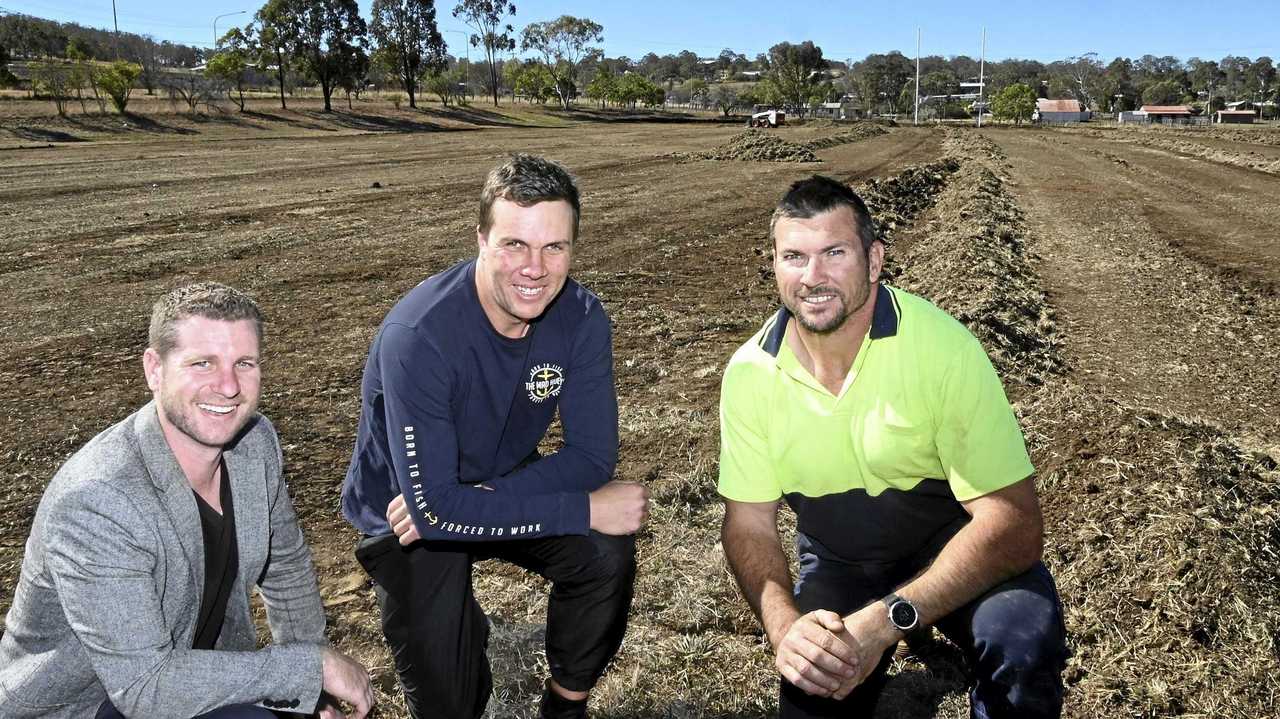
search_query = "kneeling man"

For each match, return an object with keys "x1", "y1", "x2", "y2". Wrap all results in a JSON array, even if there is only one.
[
  {"x1": 718, "y1": 177, "x2": 1067, "y2": 718},
  {"x1": 0, "y1": 283, "x2": 372, "y2": 719},
  {"x1": 342, "y1": 154, "x2": 648, "y2": 719}
]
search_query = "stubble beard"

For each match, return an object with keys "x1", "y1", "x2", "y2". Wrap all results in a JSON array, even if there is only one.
[
  {"x1": 788, "y1": 281, "x2": 872, "y2": 335},
  {"x1": 791, "y1": 292, "x2": 849, "y2": 334},
  {"x1": 158, "y1": 389, "x2": 253, "y2": 450}
]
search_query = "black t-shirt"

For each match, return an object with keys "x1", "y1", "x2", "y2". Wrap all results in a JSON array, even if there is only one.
[{"x1": 192, "y1": 458, "x2": 238, "y2": 651}]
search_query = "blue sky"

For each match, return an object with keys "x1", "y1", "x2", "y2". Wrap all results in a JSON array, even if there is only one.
[{"x1": 3, "y1": 0, "x2": 1277, "y2": 62}]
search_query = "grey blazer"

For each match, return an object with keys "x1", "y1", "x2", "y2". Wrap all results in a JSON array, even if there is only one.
[{"x1": 0, "y1": 402, "x2": 327, "y2": 718}]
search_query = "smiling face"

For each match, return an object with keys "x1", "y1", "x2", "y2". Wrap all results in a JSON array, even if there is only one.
[
  {"x1": 773, "y1": 205, "x2": 883, "y2": 335},
  {"x1": 143, "y1": 316, "x2": 262, "y2": 461},
  {"x1": 474, "y1": 197, "x2": 575, "y2": 338}
]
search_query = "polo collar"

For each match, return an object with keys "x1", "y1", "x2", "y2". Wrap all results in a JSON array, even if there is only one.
[
  {"x1": 760, "y1": 307, "x2": 790, "y2": 357},
  {"x1": 760, "y1": 283, "x2": 900, "y2": 358},
  {"x1": 869, "y1": 283, "x2": 900, "y2": 340}
]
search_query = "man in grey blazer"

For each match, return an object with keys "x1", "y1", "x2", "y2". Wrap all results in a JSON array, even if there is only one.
[{"x1": 0, "y1": 283, "x2": 374, "y2": 719}]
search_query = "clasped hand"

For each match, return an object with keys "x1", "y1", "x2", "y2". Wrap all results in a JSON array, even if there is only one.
[{"x1": 774, "y1": 609, "x2": 883, "y2": 700}]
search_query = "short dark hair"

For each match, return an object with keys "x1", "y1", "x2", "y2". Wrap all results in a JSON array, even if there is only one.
[
  {"x1": 478, "y1": 154, "x2": 581, "y2": 240},
  {"x1": 769, "y1": 175, "x2": 879, "y2": 252},
  {"x1": 149, "y1": 282, "x2": 264, "y2": 358}
]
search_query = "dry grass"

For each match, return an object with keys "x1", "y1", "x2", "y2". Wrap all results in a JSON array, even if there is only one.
[
  {"x1": 1025, "y1": 384, "x2": 1280, "y2": 717},
  {"x1": 875, "y1": 129, "x2": 1280, "y2": 718}
]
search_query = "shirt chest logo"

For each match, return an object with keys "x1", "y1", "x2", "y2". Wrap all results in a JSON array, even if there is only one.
[{"x1": 526, "y1": 363, "x2": 565, "y2": 403}]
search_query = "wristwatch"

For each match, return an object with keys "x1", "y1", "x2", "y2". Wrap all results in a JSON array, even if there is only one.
[{"x1": 882, "y1": 592, "x2": 919, "y2": 632}]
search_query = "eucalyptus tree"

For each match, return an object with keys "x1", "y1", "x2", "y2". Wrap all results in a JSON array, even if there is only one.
[
  {"x1": 452, "y1": 0, "x2": 516, "y2": 106},
  {"x1": 255, "y1": 0, "x2": 368, "y2": 112},
  {"x1": 370, "y1": 0, "x2": 447, "y2": 108},
  {"x1": 520, "y1": 15, "x2": 602, "y2": 110}
]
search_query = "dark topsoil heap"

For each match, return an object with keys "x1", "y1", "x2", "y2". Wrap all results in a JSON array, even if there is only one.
[
  {"x1": 803, "y1": 123, "x2": 889, "y2": 150},
  {"x1": 871, "y1": 129, "x2": 1279, "y2": 717},
  {"x1": 696, "y1": 123, "x2": 889, "y2": 163},
  {"x1": 699, "y1": 129, "x2": 820, "y2": 162},
  {"x1": 885, "y1": 136, "x2": 1065, "y2": 387}
]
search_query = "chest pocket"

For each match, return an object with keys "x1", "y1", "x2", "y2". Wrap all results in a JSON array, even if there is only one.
[{"x1": 857, "y1": 400, "x2": 941, "y2": 482}]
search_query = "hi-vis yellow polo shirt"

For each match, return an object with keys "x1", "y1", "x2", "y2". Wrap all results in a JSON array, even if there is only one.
[{"x1": 718, "y1": 284, "x2": 1034, "y2": 563}]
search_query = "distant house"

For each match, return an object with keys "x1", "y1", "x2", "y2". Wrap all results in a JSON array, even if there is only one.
[
  {"x1": 811, "y1": 101, "x2": 858, "y2": 120},
  {"x1": 1137, "y1": 105, "x2": 1197, "y2": 124},
  {"x1": 1216, "y1": 109, "x2": 1256, "y2": 124},
  {"x1": 1034, "y1": 98, "x2": 1090, "y2": 124}
]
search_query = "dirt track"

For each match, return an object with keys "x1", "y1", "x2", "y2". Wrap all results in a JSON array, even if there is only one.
[
  {"x1": 986, "y1": 127, "x2": 1280, "y2": 453},
  {"x1": 2, "y1": 109, "x2": 1277, "y2": 718}
]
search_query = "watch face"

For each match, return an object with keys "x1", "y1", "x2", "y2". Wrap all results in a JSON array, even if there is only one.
[{"x1": 890, "y1": 601, "x2": 917, "y2": 629}]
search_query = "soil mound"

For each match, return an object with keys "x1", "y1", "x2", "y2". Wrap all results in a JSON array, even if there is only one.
[
  {"x1": 1072, "y1": 125, "x2": 1280, "y2": 175},
  {"x1": 691, "y1": 124, "x2": 887, "y2": 163},
  {"x1": 876, "y1": 127, "x2": 1280, "y2": 716},
  {"x1": 1025, "y1": 384, "x2": 1280, "y2": 717},
  {"x1": 1205, "y1": 126, "x2": 1280, "y2": 147},
  {"x1": 860, "y1": 158, "x2": 958, "y2": 241},
  {"x1": 1139, "y1": 133, "x2": 1280, "y2": 175},
  {"x1": 700, "y1": 129, "x2": 819, "y2": 162},
  {"x1": 888, "y1": 131, "x2": 1065, "y2": 386},
  {"x1": 803, "y1": 123, "x2": 889, "y2": 150}
]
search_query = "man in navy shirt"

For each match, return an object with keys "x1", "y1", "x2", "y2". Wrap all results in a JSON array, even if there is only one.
[{"x1": 342, "y1": 154, "x2": 649, "y2": 719}]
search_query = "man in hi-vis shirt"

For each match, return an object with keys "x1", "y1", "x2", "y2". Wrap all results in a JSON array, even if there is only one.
[{"x1": 718, "y1": 176, "x2": 1067, "y2": 718}]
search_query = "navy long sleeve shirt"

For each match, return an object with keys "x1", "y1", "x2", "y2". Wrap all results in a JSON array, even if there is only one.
[{"x1": 341, "y1": 260, "x2": 618, "y2": 541}]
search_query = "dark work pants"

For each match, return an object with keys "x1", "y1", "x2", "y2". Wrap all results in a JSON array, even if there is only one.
[
  {"x1": 356, "y1": 530, "x2": 637, "y2": 719},
  {"x1": 96, "y1": 701, "x2": 280, "y2": 718},
  {"x1": 780, "y1": 553, "x2": 1067, "y2": 719}
]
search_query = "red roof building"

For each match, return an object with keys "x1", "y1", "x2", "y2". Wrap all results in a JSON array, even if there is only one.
[
  {"x1": 1035, "y1": 98, "x2": 1091, "y2": 123},
  {"x1": 1138, "y1": 105, "x2": 1194, "y2": 116},
  {"x1": 1037, "y1": 99, "x2": 1083, "y2": 113}
]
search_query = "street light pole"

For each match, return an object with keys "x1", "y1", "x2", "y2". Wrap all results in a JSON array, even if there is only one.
[
  {"x1": 977, "y1": 27, "x2": 986, "y2": 128},
  {"x1": 444, "y1": 30, "x2": 470, "y2": 99},
  {"x1": 213, "y1": 10, "x2": 247, "y2": 51},
  {"x1": 444, "y1": 30, "x2": 470, "y2": 64},
  {"x1": 914, "y1": 28, "x2": 920, "y2": 126}
]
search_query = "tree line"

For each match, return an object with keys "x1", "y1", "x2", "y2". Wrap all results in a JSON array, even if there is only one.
[
  {"x1": 0, "y1": 13, "x2": 203, "y2": 68},
  {"x1": 3, "y1": 5, "x2": 1276, "y2": 117}
]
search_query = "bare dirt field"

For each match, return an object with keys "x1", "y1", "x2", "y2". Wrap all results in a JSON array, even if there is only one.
[{"x1": 1, "y1": 103, "x2": 1276, "y2": 718}]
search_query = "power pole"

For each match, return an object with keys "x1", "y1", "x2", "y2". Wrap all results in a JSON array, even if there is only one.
[
  {"x1": 914, "y1": 28, "x2": 920, "y2": 126},
  {"x1": 112, "y1": 0, "x2": 120, "y2": 59},
  {"x1": 976, "y1": 27, "x2": 986, "y2": 128}
]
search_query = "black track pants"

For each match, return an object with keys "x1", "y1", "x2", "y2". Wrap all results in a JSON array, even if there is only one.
[
  {"x1": 356, "y1": 531, "x2": 637, "y2": 719},
  {"x1": 780, "y1": 558, "x2": 1067, "y2": 719}
]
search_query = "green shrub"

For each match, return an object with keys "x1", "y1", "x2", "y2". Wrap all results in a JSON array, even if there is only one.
[
  {"x1": 95, "y1": 61, "x2": 142, "y2": 114},
  {"x1": 991, "y1": 83, "x2": 1036, "y2": 124}
]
